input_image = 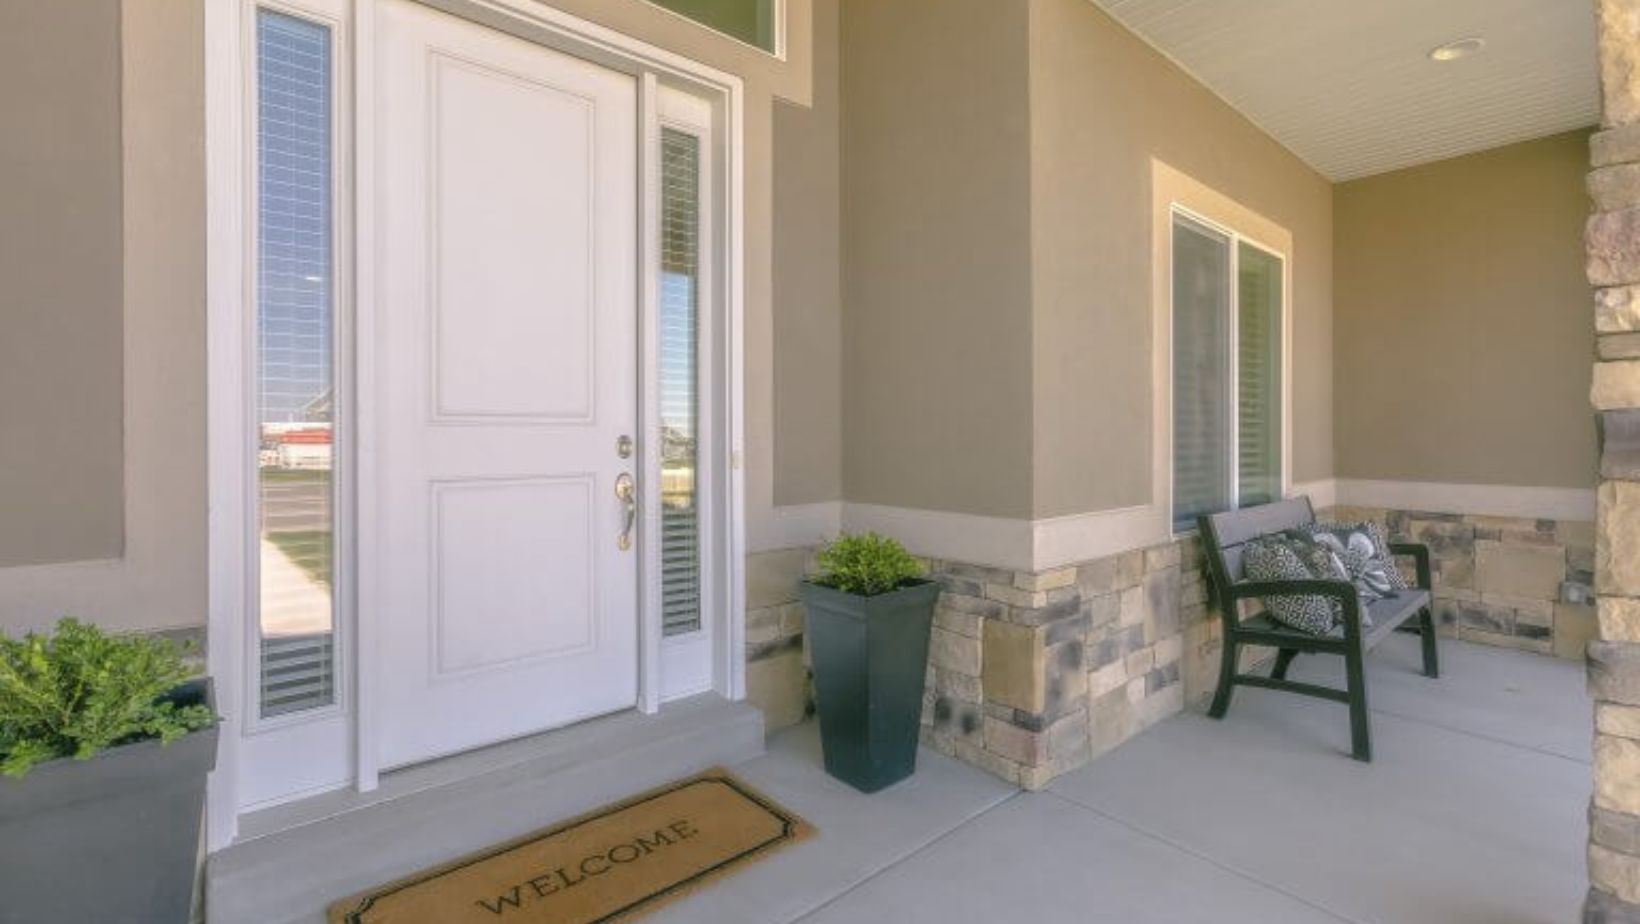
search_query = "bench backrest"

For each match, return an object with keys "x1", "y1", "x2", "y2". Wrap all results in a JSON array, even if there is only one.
[{"x1": 1197, "y1": 497, "x2": 1317, "y2": 613}]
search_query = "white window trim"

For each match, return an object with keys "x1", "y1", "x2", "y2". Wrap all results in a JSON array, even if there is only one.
[
  {"x1": 207, "y1": 0, "x2": 748, "y2": 851},
  {"x1": 1151, "y1": 162, "x2": 1293, "y2": 541}
]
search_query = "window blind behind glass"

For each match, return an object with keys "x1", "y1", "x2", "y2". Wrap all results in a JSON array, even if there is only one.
[
  {"x1": 1172, "y1": 217, "x2": 1233, "y2": 533},
  {"x1": 660, "y1": 129, "x2": 702, "y2": 637},
  {"x1": 1237, "y1": 243, "x2": 1282, "y2": 507}
]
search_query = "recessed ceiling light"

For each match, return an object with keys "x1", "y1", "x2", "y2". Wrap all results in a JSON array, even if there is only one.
[{"x1": 1429, "y1": 37, "x2": 1485, "y2": 62}]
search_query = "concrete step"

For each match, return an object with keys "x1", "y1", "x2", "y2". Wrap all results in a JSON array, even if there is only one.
[{"x1": 207, "y1": 695, "x2": 764, "y2": 924}]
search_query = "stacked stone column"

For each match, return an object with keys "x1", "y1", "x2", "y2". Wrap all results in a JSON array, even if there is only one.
[{"x1": 1587, "y1": 2, "x2": 1640, "y2": 920}]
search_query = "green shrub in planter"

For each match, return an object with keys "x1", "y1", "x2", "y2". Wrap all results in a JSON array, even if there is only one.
[
  {"x1": 0, "y1": 618, "x2": 219, "y2": 924},
  {"x1": 801, "y1": 534, "x2": 939, "y2": 792}
]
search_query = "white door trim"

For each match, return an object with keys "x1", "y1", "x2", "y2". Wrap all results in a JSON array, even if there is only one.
[{"x1": 206, "y1": 0, "x2": 747, "y2": 851}]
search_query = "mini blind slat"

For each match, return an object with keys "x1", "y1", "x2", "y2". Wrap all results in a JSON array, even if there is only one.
[
  {"x1": 1172, "y1": 217, "x2": 1233, "y2": 533},
  {"x1": 1237, "y1": 243, "x2": 1282, "y2": 507},
  {"x1": 660, "y1": 129, "x2": 703, "y2": 638}
]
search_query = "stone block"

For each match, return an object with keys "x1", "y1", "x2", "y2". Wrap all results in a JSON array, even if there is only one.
[
  {"x1": 942, "y1": 561, "x2": 1017, "y2": 586},
  {"x1": 1144, "y1": 543, "x2": 1181, "y2": 573},
  {"x1": 1087, "y1": 687, "x2": 1136, "y2": 759},
  {"x1": 938, "y1": 592, "x2": 1007, "y2": 620},
  {"x1": 1085, "y1": 591, "x2": 1121, "y2": 629},
  {"x1": 1412, "y1": 518, "x2": 1475, "y2": 559},
  {"x1": 745, "y1": 649, "x2": 809, "y2": 732},
  {"x1": 1462, "y1": 627, "x2": 1551, "y2": 655},
  {"x1": 1076, "y1": 553, "x2": 1142, "y2": 597},
  {"x1": 983, "y1": 715, "x2": 1046, "y2": 767},
  {"x1": 933, "y1": 666, "x2": 984, "y2": 705},
  {"x1": 1605, "y1": 410, "x2": 1640, "y2": 481},
  {"x1": 1599, "y1": 733, "x2": 1640, "y2": 814},
  {"x1": 1593, "y1": 642, "x2": 1640, "y2": 706},
  {"x1": 983, "y1": 582, "x2": 1046, "y2": 609},
  {"x1": 1594, "y1": 805, "x2": 1640, "y2": 856},
  {"x1": 1482, "y1": 592, "x2": 1555, "y2": 622},
  {"x1": 1600, "y1": 0, "x2": 1640, "y2": 127},
  {"x1": 1119, "y1": 585, "x2": 1145, "y2": 627},
  {"x1": 1476, "y1": 540, "x2": 1567, "y2": 599},
  {"x1": 1603, "y1": 599, "x2": 1640, "y2": 643},
  {"x1": 1586, "y1": 884, "x2": 1640, "y2": 923},
  {"x1": 1602, "y1": 483, "x2": 1640, "y2": 596},
  {"x1": 1604, "y1": 333, "x2": 1640, "y2": 361},
  {"x1": 746, "y1": 548, "x2": 809, "y2": 610},
  {"x1": 1014, "y1": 567, "x2": 1076, "y2": 593},
  {"x1": 1561, "y1": 603, "x2": 1603, "y2": 659},
  {"x1": 934, "y1": 604, "x2": 983, "y2": 640},
  {"x1": 1142, "y1": 567, "x2": 1182, "y2": 643},
  {"x1": 1458, "y1": 601, "x2": 1515, "y2": 635},
  {"x1": 1589, "y1": 208, "x2": 1640, "y2": 288},
  {"x1": 1136, "y1": 682, "x2": 1185, "y2": 729},
  {"x1": 1125, "y1": 646, "x2": 1156, "y2": 678},
  {"x1": 981, "y1": 620, "x2": 1042, "y2": 712},
  {"x1": 1154, "y1": 634, "x2": 1183, "y2": 666},
  {"x1": 1597, "y1": 361, "x2": 1640, "y2": 411},
  {"x1": 1591, "y1": 843, "x2": 1640, "y2": 906},
  {"x1": 1595, "y1": 122, "x2": 1640, "y2": 168},
  {"x1": 1088, "y1": 660, "x2": 1127, "y2": 698},
  {"x1": 930, "y1": 627, "x2": 982, "y2": 677},
  {"x1": 1601, "y1": 704, "x2": 1640, "y2": 740},
  {"x1": 1601, "y1": 286, "x2": 1640, "y2": 334},
  {"x1": 1594, "y1": 163, "x2": 1640, "y2": 212}
]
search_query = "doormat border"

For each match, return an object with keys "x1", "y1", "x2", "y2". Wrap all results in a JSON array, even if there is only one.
[{"x1": 329, "y1": 768, "x2": 814, "y2": 924}]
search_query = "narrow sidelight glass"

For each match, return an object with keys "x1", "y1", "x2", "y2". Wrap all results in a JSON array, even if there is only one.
[
  {"x1": 1171, "y1": 216, "x2": 1233, "y2": 533},
  {"x1": 255, "y1": 11, "x2": 337, "y2": 718},
  {"x1": 1237, "y1": 242, "x2": 1283, "y2": 507},
  {"x1": 660, "y1": 128, "x2": 703, "y2": 637}
]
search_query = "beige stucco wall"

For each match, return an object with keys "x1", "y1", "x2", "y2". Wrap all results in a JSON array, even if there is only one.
[
  {"x1": 1026, "y1": 0, "x2": 1335, "y2": 518},
  {"x1": 839, "y1": 0, "x2": 1037, "y2": 518},
  {"x1": 0, "y1": 0, "x2": 207, "y2": 634},
  {"x1": 0, "y1": 2, "x2": 126, "y2": 567},
  {"x1": 772, "y1": 0, "x2": 841, "y2": 506},
  {"x1": 1334, "y1": 130, "x2": 1596, "y2": 489}
]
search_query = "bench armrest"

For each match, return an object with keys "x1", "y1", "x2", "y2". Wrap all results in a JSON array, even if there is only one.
[
  {"x1": 1226, "y1": 578, "x2": 1366, "y2": 640},
  {"x1": 1389, "y1": 542, "x2": 1432, "y2": 590}
]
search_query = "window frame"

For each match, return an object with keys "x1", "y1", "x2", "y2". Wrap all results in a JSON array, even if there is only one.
[{"x1": 1165, "y1": 202, "x2": 1291, "y2": 537}]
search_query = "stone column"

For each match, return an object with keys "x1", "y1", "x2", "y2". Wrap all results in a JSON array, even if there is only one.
[{"x1": 1588, "y1": 2, "x2": 1640, "y2": 921}]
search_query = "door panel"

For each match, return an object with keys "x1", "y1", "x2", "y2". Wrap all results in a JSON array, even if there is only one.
[{"x1": 374, "y1": 0, "x2": 638, "y2": 770}]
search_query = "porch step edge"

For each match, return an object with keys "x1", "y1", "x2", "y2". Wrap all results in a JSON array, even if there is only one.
[{"x1": 207, "y1": 696, "x2": 764, "y2": 924}]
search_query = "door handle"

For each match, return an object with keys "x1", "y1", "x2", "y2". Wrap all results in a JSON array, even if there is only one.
[{"x1": 615, "y1": 473, "x2": 636, "y2": 551}]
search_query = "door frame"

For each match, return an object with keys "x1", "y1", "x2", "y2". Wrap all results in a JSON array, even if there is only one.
[{"x1": 205, "y1": 0, "x2": 747, "y2": 851}]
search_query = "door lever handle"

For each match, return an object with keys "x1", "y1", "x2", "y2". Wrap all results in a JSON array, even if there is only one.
[{"x1": 615, "y1": 473, "x2": 636, "y2": 551}]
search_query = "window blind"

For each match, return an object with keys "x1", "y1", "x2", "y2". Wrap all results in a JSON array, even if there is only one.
[
  {"x1": 255, "y1": 11, "x2": 337, "y2": 718},
  {"x1": 1237, "y1": 243, "x2": 1283, "y2": 507},
  {"x1": 660, "y1": 129, "x2": 703, "y2": 637},
  {"x1": 1171, "y1": 217, "x2": 1233, "y2": 533}
]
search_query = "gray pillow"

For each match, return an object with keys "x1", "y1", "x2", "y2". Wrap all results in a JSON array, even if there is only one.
[
  {"x1": 1242, "y1": 534, "x2": 1350, "y2": 635},
  {"x1": 1294, "y1": 521, "x2": 1408, "y2": 603}
]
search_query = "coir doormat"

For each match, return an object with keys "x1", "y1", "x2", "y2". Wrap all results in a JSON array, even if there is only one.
[{"x1": 327, "y1": 769, "x2": 813, "y2": 923}]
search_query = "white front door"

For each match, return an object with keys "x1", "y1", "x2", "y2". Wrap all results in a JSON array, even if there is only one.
[{"x1": 373, "y1": 0, "x2": 639, "y2": 769}]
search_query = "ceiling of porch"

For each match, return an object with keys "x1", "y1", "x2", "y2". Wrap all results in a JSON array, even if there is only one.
[{"x1": 1089, "y1": 0, "x2": 1601, "y2": 181}]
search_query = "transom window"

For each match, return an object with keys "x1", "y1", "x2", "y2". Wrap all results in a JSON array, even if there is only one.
[
  {"x1": 647, "y1": 0, "x2": 777, "y2": 53},
  {"x1": 1171, "y1": 209, "x2": 1285, "y2": 533}
]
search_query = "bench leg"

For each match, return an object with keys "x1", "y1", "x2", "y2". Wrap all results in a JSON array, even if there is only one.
[
  {"x1": 1345, "y1": 642, "x2": 1372, "y2": 762},
  {"x1": 1418, "y1": 606, "x2": 1439, "y2": 679},
  {"x1": 1208, "y1": 636, "x2": 1238, "y2": 719},
  {"x1": 1271, "y1": 648, "x2": 1299, "y2": 680}
]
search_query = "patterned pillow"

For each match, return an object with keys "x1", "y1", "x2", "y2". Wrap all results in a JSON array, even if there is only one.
[
  {"x1": 1295, "y1": 521, "x2": 1408, "y2": 603},
  {"x1": 1242, "y1": 534, "x2": 1348, "y2": 635}
]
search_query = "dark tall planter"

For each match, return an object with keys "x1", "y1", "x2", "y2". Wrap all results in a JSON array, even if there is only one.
[
  {"x1": 0, "y1": 679, "x2": 218, "y2": 924},
  {"x1": 799, "y1": 579, "x2": 939, "y2": 793}
]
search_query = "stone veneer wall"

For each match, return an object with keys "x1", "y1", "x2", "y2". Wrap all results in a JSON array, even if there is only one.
[
  {"x1": 1587, "y1": 2, "x2": 1640, "y2": 919},
  {"x1": 1326, "y1": 506, "x2": 1597, "y2": 659},
  {"x1": 744, "y1": 504, "x2": 1599, "y2": 792}
]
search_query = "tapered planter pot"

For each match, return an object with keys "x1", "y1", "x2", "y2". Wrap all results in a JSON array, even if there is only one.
[
  {"x1": 799, "y1": 579, "x2": 940, "y2": 792},
  {"x1": 0, "y1": 679, "x2": 218, "y2": 924}
]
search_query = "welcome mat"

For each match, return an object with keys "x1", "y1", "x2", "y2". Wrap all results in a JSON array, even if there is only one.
[{"x1": 327, "y1": 769, "x2": 813, "y2": 923}]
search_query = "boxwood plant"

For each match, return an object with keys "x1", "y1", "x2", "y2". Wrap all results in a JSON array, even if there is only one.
[
  {"x1": 0, "y1": 618, "x2": 215, "y2": 778},
  {"x1": 812, "y1": 532, "x2": 926, "y2": 596}
]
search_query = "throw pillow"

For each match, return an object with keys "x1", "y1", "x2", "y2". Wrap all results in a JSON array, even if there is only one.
[
  {"x1": 1242, "y1": 534, "x2": 1348, "y2": 635},
  {"x1": 1296, "y1": 521, "x2": 1408, "y2": 603}
]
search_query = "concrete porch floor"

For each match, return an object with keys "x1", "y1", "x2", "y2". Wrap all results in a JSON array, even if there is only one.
[{"x1": 650, "y1": 634, "x2": 1592, "y2": 924}]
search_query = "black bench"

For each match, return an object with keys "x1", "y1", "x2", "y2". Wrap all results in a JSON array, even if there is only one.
[{"x1": 1197, "y1": 497, "x2": 1439, "y2": 762}]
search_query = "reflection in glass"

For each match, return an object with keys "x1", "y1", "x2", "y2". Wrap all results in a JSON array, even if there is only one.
[
  {"x1": 1237, "y1": 243, "x2": 1283, "y2": 507},
  {"x1": 660, "y1": 129, "x2": 702, "y2": 637},
  {"x1": 1171, "y1": 216, "x2": 1233, "y2": 533},
  {"x1": 648, "y1": 0, "x2": 776, "y2": 51},
  {"x1": 256, "y1": 11, "x2": 336, "y2": 717}
]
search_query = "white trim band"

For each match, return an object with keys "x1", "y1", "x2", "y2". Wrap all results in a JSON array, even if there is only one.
[{"x1": 759, "y1": 478, "x2": 1596, "y2": 573}]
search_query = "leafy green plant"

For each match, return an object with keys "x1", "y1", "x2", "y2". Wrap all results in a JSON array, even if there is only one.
[
  {"x1": 812, "y1": 533, "x2": 926, "y2": 596},
  {"x1": 0, "y1": 619, "x2": 216, "y2": 778}
]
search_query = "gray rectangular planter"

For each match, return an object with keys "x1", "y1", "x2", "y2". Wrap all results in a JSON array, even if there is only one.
[
  {"x1": 799, "y1": 579, "x2": 939, "y2": 793},
  {"x1": 0, "y1": 678, "x2": 218, "y2": 924}
]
